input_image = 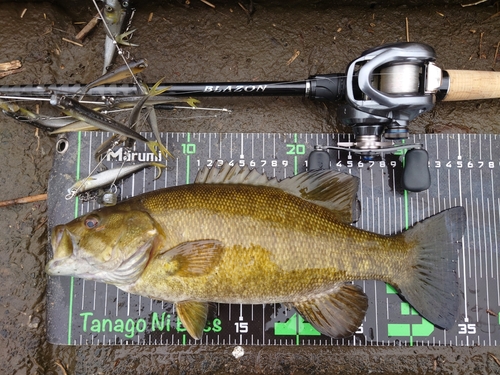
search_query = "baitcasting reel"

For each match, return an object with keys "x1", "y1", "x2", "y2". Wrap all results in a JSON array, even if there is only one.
[{"x1": 310, "y1": 42, "x2": 442, "y2": 192}]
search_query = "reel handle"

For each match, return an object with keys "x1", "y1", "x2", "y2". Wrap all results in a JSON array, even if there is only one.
[
  {"x1": 401, "y1": 149, "x2": 431, "y2": 192},
  {"x1": 441, "y1": 70, "x2": 500, "y2": 101}
]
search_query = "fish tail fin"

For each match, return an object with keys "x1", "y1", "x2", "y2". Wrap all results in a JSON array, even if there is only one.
[{"x1": 396, "y1": 206, "x2": 466, "y2": 329}]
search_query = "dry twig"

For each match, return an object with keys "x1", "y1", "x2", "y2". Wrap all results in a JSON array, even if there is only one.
[
  {"x1": 75, "y1": 12, "x2": 100, "y2": 41},
  {"x1": 286, "y1": 50, "x2": 300, "y2": 66},
  {"x1": 200, "y1": 0, "x2": 215, "y2": 8},
  {"x1": 479, "y1": 32, "x2": 486, "y2": 59},
  {"x1": 0, "y1": 68, "x2": 25, "y2": 79},
  {"x1": 238, "y1": 2, "x2": 250, "y2": 15},
  {"x1": 62, "y1": 37, "x2": 83, "y2": 47},
  {"x1": 53, "y1": 360, "x2": 68, "y2": 375},
  {"x1": 461, "y1": 0, "x2": 487, "y2": 6},
  {"x1": 0, "y1": 193, "x2": 47, "y2": 208},
  {"x1": 0, "y1": 60, "x2": 21, "y2": 71},
  {"x1": 486, "y1": 308, "x2": 498, "y2": 317},
  {"x1": 494, "y1": 41, "x2": 500, "y2": 69},
  {"x1": 405, "y1": 17, "x2": 410, "y2": 42},
  {"x1": 489, "y1": 353, "x2": 500, "y2": 367}
]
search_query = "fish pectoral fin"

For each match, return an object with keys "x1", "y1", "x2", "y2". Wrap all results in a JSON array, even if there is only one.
[
  {"x1": 293, "y1": 283, "x2": 368, "y2": 338},
  {"x1": 157, "y1": 240, "x2": 224, "y2": 277},
  {"x1": 175, "y1": 301, "x2": 209, "y2": 340}
]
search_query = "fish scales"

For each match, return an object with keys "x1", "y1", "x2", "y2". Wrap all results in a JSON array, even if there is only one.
[
  {"x1": 47, "y1": 164, "x2": 465, "y2": 340},
  {"x1": 127, "y1": 183, "x2": 406, "y2": 302}
]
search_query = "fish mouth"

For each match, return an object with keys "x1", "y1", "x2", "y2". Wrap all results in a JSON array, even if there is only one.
[
  {"x1": 46, "y1": 225, "x2": 80, "y2": 276},
  {"x1": 51, "y1": 225, "x2": 74, "y2": 259}
]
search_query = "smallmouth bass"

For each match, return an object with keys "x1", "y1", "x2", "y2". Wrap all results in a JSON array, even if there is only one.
[{"x1": 46, "y1": 164, "x2": 466, "y2": 340}]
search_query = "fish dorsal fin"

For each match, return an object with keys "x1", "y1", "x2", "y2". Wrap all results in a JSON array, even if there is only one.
[
  {"x1": 293, "y1": 283, "x2": 368, "y2": 338},
  {"x1": 175, "y1": 301, "x2": 209, "y2": 340},
  {"x1": 157, "y1": 240, "x2": 223, "y2": 277},
  {"x1": 195, "y1": 163, "x2": 359, "y2": 223},
  {"x1": 278, "y1": 169, "x2": 359, "y2": 223},
  {"x1": 195, "y1": 163, "x2": 277, "y2": 186}
]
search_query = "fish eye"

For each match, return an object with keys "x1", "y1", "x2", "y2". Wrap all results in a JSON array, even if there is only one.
[{"x1": 84, "y1": 216, "x2": 99, "y2": 229}]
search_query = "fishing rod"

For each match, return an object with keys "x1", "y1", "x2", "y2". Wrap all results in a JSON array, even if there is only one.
[{"x1": 2, "y1": 42, "x2": 500, "y2": 192}]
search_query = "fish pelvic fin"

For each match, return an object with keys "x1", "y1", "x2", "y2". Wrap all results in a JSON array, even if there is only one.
[
  {"x1": 175, "y1": 301, "x2": 209, "y2": 340},
  {"x1": 396, "y1": 206, "x2": 466, "y2": 330},
  {"x1": 293, "y1": 283, "x2": 368, "y2": 338}
]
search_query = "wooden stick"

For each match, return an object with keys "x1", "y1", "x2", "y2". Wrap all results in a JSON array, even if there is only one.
[
  {"x1": 286, "y1": 50, "x2": 300, "y2": 66},
  {"x1": 0, "y1": 193, "x2": 47, "y2": 208},
  {"x1": 75, "y1": 13, "x2": 101, "y2": 41},
  {"x1": 405, "y1": 17, "x2": 410, "y2": 42},
  {"x1": 0, "y1": 60, "x2": 21, "y2": 72},
  {"x1": 200, "y1": 0, "x2": 216, "y2": 8},
  {"x1": 62, "y1": 37, "x2": 83, "y2": 47},
  {"x1": 489, "y1": 353, "x2": 500, "y2": 367},
  {"x1": 494, "y1": 41, "x2": 500, "y2": 69},
  {"x1": 0, "y1": 68, "x2": 25, "y2": 79},
  {"x1": 461, "y1": 0, "x2": 487, "y2": 6}
]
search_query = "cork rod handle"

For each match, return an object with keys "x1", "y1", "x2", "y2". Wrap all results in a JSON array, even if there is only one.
[{"x1": 442, "y1": 70, "x2": 500, "y2": 101}]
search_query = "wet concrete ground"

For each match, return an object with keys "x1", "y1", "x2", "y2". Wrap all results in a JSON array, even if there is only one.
[{"x1": 1, "y1": 0, "x2": 500, "y2": 373}]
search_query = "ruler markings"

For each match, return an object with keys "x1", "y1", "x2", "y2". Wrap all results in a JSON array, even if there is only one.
[
  {"x1": 47, "y1": 132, "x2": 500, "y2": 346},
  {"x1": 92, "y1": 281, "x2": 97, "y2": 311},
  {"x1": 81, "y1": 280, "x2": 85, "y2": 311}
]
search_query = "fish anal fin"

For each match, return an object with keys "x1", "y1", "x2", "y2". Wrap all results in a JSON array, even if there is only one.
[
  {"x1": 157, "y1": 240, "x2": 223, "y2": 277},
  {"x1": 175, "y1": 301, "x2": 209, "y2": 340},
  {"x1": 293, "y1": 283, "x2": 368, "y2": 338}
]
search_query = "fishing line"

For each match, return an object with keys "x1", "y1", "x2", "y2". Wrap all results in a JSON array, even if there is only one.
[
  {"x1": 0, "y1": 95, "x2": 106, "y2": 105},
  {"x1": 65, "y1": 152, "x2": 110, "y2": 200},
  {"x1": 109, "y1": 156, "x2": 127, "y2": 190}
]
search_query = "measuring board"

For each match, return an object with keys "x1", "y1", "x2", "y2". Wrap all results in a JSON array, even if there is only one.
[{"x1": 46, "y1": 132, "x2": 500, "y2": 346}]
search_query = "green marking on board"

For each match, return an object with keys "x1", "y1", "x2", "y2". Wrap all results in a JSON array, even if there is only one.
[
  {"x1": 275, "y1": 313, "x2": 321, "y2": 344},
  {"x1": 387, "y1": 302, "x2": 434, "y2": 346},
  {"x1": 185, "y1": 133, "x2": 191, "y2": 184},
  {"x1": 181, "y1": 133, "x2": 197, "y2": 184},
  {"x1": 285, "y1": 134, "x2": 305, "y2": 175},
  {"x1": 294, "y1": 133, "x2": 298, "y2": 175},
  {"x1": 386, "y1": 284, "x2": 398, "y2": 294},
  {"x1": 67, "y1": 131, "x2": 83, "y2": 344}
]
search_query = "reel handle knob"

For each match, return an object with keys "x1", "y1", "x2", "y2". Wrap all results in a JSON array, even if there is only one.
[
  {"x1": 308, "y1": 149, "x2": 330, "y2": 170},
  {"x1": 402, "y1": 149, "x2": 431, "y2": 192}
]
